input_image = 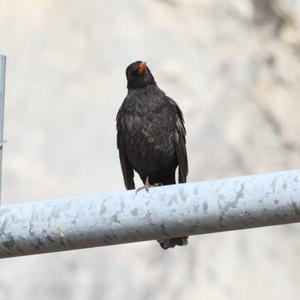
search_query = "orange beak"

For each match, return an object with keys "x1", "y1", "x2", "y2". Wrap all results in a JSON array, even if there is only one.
[{"x1": 137, "y1": 62, "x2": 147, "y2": 75}]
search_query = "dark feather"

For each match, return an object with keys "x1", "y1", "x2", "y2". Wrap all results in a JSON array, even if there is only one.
[
  {"x1": 166, "y1": 96, "x2": 188, "y2": 183},
  {"x1": 117, "y1": 131, "x2": 135, "y2": 190}
]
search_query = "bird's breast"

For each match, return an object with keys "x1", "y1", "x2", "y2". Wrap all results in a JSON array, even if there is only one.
[
  {"x1": 122, "y1": 113, "x2": 176, "y2": 174},
  {"x1": 117, "y1": 87, "x2": 178, "y2": 174}
]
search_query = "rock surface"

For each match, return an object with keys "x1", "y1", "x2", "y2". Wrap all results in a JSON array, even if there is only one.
[{"x1": 0, "y1": 0, "x2": 300, "y2": 299}]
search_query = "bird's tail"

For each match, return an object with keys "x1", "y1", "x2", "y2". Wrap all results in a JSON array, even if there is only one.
[{"x1": 157, "y1": 237, "x2": 188, "y2": 250}]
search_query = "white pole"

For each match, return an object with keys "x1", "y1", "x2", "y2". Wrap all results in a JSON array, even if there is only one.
[
  {"x1": 0, "y1": 55, "x2": 6, "y2": 203},
  {"x1": 0, "y1": 169, "x2": 299, "y2": 258}
]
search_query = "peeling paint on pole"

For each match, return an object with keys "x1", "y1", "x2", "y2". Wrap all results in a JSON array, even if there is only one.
[{"x1": 0, "y1": 169, "x2": 300, "y2": 258}]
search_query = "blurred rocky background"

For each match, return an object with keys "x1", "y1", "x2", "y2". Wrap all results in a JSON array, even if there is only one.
[{"x1": 0, "y1": 0, "x2": 300, "y2": 299}]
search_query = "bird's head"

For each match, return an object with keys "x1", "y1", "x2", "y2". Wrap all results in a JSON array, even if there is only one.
[{"x1": 126, "y1": 61, "x2": 156, "y2": 89}]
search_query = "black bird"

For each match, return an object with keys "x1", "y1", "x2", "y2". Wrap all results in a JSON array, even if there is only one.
[{"x1": 116, "y1": 61, "x2": 188, "y2": 249}]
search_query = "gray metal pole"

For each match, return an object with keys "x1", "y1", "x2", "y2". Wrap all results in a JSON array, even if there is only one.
[
  {"x1": 0, "y1": 169, "x2": 300, "y2": 258},
  {"x1": 0, "y1": 56, "x2": 6, "y2": 203}
]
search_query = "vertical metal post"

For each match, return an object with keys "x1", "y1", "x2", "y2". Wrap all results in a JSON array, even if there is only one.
[{"x1": 0, "y1": 56, "x2": 6, "y2": 203}]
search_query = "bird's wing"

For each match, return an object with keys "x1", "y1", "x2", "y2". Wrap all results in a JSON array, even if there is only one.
[
  {"x1": 166, "y1": 96, "x2": 188, "y2": 183},
  {"x1": 116, "y1": 104, "x2": 135, "y2": 191},
  {"x1": 117, "y1": 130, "x2": 135, "y2": 190}
]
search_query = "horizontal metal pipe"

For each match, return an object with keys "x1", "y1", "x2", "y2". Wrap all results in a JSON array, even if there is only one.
[{"x1": 0, "y1": 169, "x2": 300, "y2": 258}]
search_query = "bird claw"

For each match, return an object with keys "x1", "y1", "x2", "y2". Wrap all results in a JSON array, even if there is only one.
[
  {"x1": 135, "y1": 176, "x2": 151, "y2": 195},
  {"x1": 135, "y1": 185, "x2": 150, "y2": 194},
  {"x1": 135, "y1": 178, "x2": 163, "y2": 195}
]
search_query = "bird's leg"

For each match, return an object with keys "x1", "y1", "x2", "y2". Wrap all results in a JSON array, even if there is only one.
[
  {"x1": 145, "y1": 176, "x2": 151, "y2": 190},
  {"x1": 135, "y1": 176, "x2": 151, "y2": 194}
]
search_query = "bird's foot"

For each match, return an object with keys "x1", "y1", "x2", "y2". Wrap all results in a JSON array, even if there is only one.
[
  {"x1": 135, "y1": 179, "x2": 163, "y2": 195},
  {"x1": 135, "y1": 186, "x2": 149, "y2": 194},
  {"x1": 135, "y1": 176, "x2": 151, "y2": 194}
]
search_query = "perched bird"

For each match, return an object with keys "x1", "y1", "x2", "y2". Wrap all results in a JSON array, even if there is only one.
[{"x1": 116, "y1": 61, "x2": 188, "y2": 249}]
